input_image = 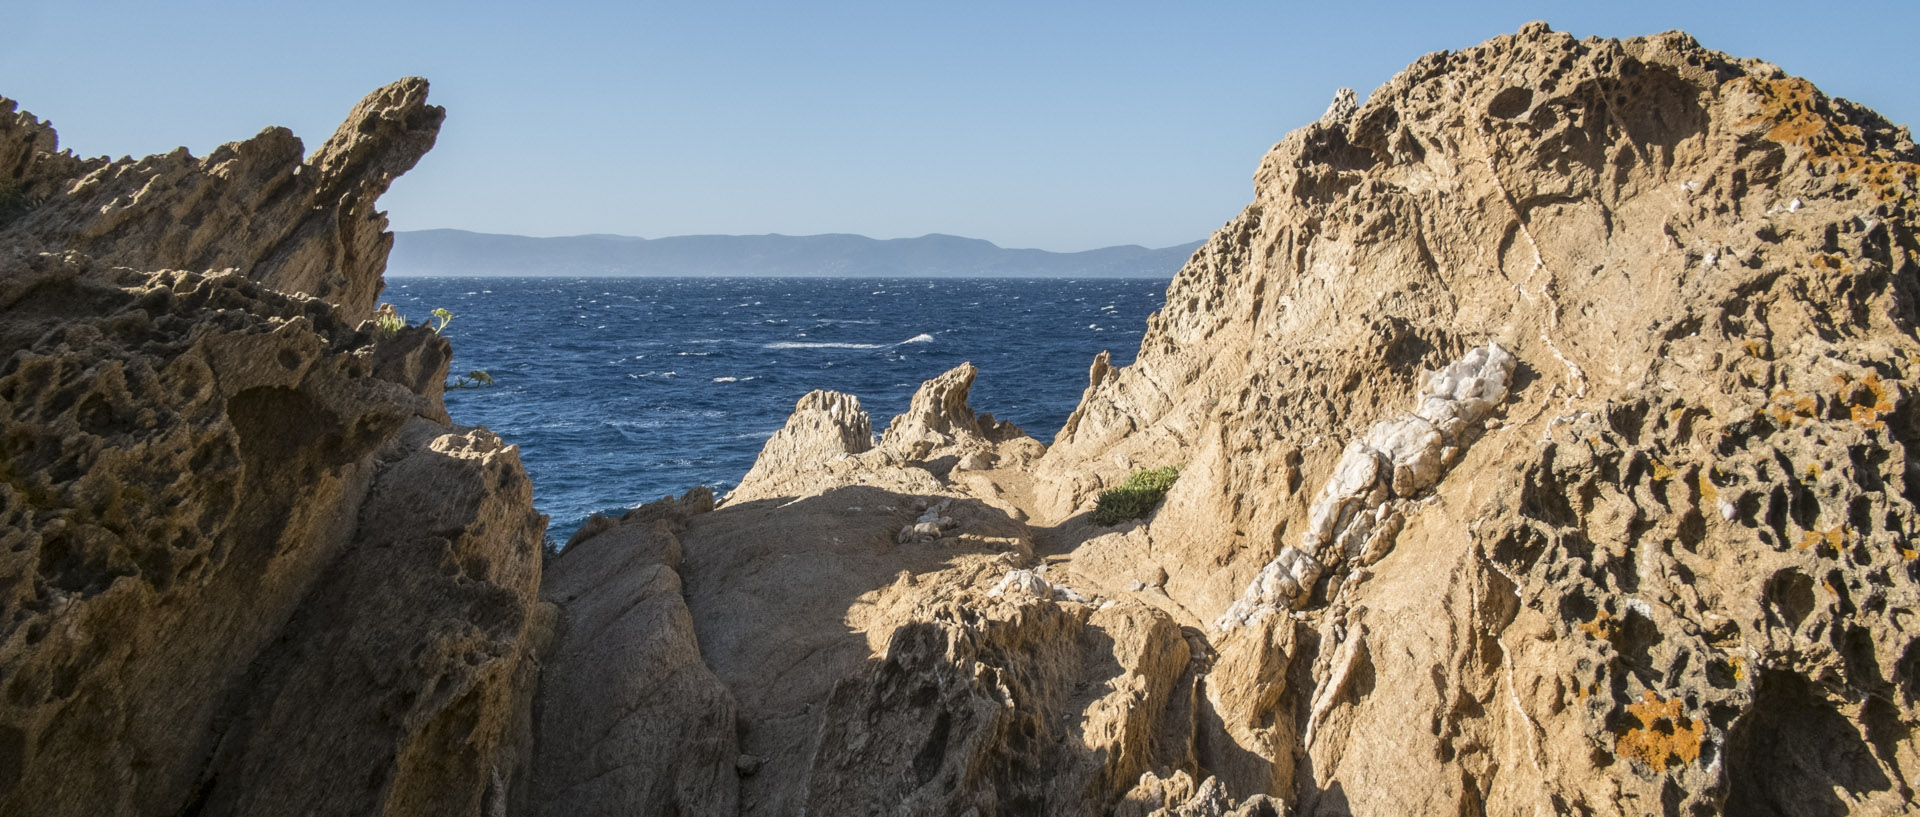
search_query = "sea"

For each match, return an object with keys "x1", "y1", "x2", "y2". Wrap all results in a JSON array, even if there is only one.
[{"x1": 384, "y1": 277, "x2": 1168, "y2": 543}]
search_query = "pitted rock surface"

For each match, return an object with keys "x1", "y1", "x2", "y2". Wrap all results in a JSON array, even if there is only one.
[
  {"x1": 556, "y1": 24, "x2": 1920, "y2": 817},
  {"x1": 0, "y1": 78, "x2": 442, "y2": 322},
  {"x1": 0, "y1": 83, "x2": 541, "y2": 817}
]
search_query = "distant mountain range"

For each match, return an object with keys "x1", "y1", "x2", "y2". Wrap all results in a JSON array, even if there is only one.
[{"x1": 388, "y1": 229, "x2": 1204, "y2": 278}]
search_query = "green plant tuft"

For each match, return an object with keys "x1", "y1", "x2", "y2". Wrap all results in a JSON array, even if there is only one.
[
  {"x1": 0, "y1": 184, "x2": 44, "y2": 227},
  {"x1": 373, "y1": 307, "x2": 406, "y2": 340},
  {"x1": 447, "y1": 370, "x2": 494, "y2": 390},
  {"x1": 1091, "y1": 465, "x2": 1180, "y2": 526},
  {"x1": 429, "y1": 308, "x2": 453, "y2": 333}
]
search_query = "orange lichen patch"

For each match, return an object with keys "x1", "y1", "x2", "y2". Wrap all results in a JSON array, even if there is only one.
[
  {"x1": 1648, "y1": 457, "x2": 1676, "y2": 482},
  {"x1": 1741, "y1": 340, "x2": 1769, "y2": 359},
  {"x1": 1766, "y1": 375, "x2": 1896, "y2": 430},
  {"x1": 1844, "y1": 373, "x2": 1894, "y2": 430},
  {"x1": 1697, "y1": 471, "x2": 1719, "y2": 502},
  {"x1": 1737, "y1": 76, "x2": 1920, "y2": 207},
  {"x1": 1811, "y1": 253, "x2": 1853, "y2": 274},
  {"x1": 1578, "y1": 609, "x2": 1616, "y2": 640},
  {"x1": 1615, "y1": 690, "x2": 1705, "y2": 770},
  {"x1": 1902, "y1": 548, "x2": 1918, "y2": 562},
  {"x1": 1796, "y1": 525, "x2": 1846, "y2": 552},
  {"x1": 1766, "y1": 390, "x2": 1818, "y2": 426}
]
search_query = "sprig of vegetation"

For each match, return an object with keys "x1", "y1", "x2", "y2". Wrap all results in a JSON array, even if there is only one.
[
  {"x1": 429, "y1": 308, "x2": 453, "y2": 333},
  {"x1": 1091, "y1": 465, "x2": 1181, "y2": 526},
  {"x1": 447, "y1": 370, "x2": 494, "y2": 390},
  {"x1": 372, "y1": 308, "x2": 407, "y2": 340},
  {"x1": 0, "y1": 184, "x2": 44, "y2": 227}
]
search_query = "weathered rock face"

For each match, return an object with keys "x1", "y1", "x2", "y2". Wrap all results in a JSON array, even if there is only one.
[
  {"x1": 546, "y1": 23, "x2": 1920, "y2": 817},
  {"x1": 529, "y1": 487, "x2": 738, "y2": 817},
  {"x1": 727, "y1": 389, "x2": 875, "y2": 503},
  {"x1": 1029, "y1": 22, "x2": 1920, "y2": 816},
  {"x1": 726, "y1": 362, "x2": 1041, "y2": 505},
  {"x1": 0, "y1": 81, "x2": 542, "y2": 817},
  {"x1": 0, "y1": 78, "x2": 441, "y2": 322}
]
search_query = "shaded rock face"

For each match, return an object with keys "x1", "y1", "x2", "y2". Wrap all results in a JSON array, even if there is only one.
[
  {"x1": 529, "y1": 488, "x2": 738, "y2": 817},
  {"x1": 0, "y1": 81, "x2": 543, "y2": 817},
  {"x1": 0, "y1": 78, "x2": 441, "y2": 322},
  {"x1": 541, "y1": 23, "x2": 1920, "y2": 817}
]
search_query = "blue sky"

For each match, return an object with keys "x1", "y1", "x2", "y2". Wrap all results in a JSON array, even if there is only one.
[{"x1": 7, "y1": 1, "x2": 1915, "y2": 251}]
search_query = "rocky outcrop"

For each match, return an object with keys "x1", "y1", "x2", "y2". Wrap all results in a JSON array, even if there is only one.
[
  {"x1": 529, "y1": 487, "x2": 739, "y2": 817},
  {"x1": 0, "y1": 81, "x2": 542, "y2": 816},
  {"x1": 728, "y1": 389, "x2": 874, "y2": 503},
  {"x1": 0, "y1": 78, "x2": 441, "y2": 322},
  {"x1": 1027, "y1": 22, "x2": 1920, "y2": 816},
  {"x1": 548, "y1": 22, "x2": 1920, "y2": 817},
  {"x1": 727, "y1": 362, "x2": 1042, "y2": 505},
  {"x1": 806, "y1": 594, "x2": 1194, "y2": 816}
]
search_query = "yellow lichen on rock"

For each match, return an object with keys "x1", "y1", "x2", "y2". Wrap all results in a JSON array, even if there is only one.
[{"x1": 1615, "y1": 691, "x2": 1705, "y2": 771}]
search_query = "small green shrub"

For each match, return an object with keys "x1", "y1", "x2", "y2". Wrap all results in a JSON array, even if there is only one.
[
  {"x1": 373, "y1": 307, "x2": 406, "y2": 340},
  {"x1": 429, "y1": 307, "x2": 453, "y2": 333},
  {"x1": 0, "y1": 184, "x2": 42, "y2": 227},
  {"x1": 1091, "y1": 465, "x2": 1181, "y2": 526}
]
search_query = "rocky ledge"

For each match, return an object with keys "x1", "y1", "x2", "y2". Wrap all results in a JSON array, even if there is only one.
[{"x1": 553, "y1": 23, "x2": 1920, "y2": 817}]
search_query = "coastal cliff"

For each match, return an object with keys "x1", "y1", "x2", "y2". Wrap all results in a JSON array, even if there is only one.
[
  {"x1": 552, "y1": 24, "x2": 1920, "y2": 816},
  {"x1": 0, "y1": 80, "x2": 547, "y2": 815},
  {"x1": 6, "y1": 21, "x2": 1920, "y2": 817}
]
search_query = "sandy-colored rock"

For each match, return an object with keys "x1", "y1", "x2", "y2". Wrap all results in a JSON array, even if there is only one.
[
  {"x1": 529, "y1": 488, "x2": 738, "y2": 817},
  {"x1": 728, "y1": 389, "x2": 873, "y2": 503},
  {"x1": 0, "y1": 78, "x2": 441, "y2": 322},
  {"x1": 727, "y1": 362, "x2": 1037, "y2": 507},
  {"x1": 1030, "y1": 22, "x2": 1920, "y2": 816},
  {"x1": 0, "y1": 82, "x2": 541, "y2": 817},
  {"x1": 187, "y1": 417, "x2": 545, "y2": 817},
  {"x1": 554, "y1": 22, "x2": 1920, "y2": 817}
]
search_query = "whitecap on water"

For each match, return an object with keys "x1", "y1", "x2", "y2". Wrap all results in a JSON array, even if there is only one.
[
  {"x1": 899, "y1": 333, "x2": 935, "y2": 345},
  {"x1": 763, "y1": 341, "x2": 887, "y2": 350},
  {"x1": 712, "y1": 376, "x2": 738, "y2": 383}
]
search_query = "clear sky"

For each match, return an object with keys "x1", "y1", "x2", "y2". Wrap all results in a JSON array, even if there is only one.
[{"x1": 7, "y1": 1, "x2": 1916, "y2": 251}]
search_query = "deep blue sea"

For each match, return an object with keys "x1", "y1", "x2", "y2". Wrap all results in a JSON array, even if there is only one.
[{"x1": 385, "y1": 277, "x2": 1167, "y2": 543}]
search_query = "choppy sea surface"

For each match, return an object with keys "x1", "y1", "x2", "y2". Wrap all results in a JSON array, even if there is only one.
[{"x1": 385, "y1": 277, "x2": 1167, "y2": 542}]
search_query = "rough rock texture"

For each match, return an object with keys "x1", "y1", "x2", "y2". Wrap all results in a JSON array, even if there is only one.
[
  {"x1": 1219, "y1": 343, "x2": 1516, "y2": 627},
  {"x1": 0, "y1": 82, "x2": 542, "y2": 817},
  {"x1": 1029, "y1": 22, "x2": 1920, "y2": 816},
  {"x1": 727, "y1": 361, "x2": 1041, "y2": 505},
  {"x1": 548, "y1": 23, "x2": 1920, "y2": 817},
  {"x1": 0, "y1": 78, "x2": 441, "y2": 322},
  {"x1": 529, "y1": 487, "x2": 738, "y2": 817},
  {"x1": 728, "y1": 389, "x2": 874, "y2": 503}
]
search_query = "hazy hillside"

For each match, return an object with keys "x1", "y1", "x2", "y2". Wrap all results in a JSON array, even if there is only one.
[{"x1": 388, "y1": 229, "x2": 1204, "y2": 278}]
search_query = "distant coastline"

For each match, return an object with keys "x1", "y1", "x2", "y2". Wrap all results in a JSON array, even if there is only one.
[{"x1": 389, "y1": 228, "x2": 1203, "y2": 278}]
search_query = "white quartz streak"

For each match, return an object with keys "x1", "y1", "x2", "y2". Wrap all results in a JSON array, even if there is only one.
[{"x1": 1217, "y1": 343, "x2": 1516, "y2": 630}]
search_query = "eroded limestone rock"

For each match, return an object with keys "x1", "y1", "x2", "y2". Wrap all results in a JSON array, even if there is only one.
[
  {"x1": 1217, "y1": 343, "x2": 1514, "y2": 627},
  {"x1": 0, "y1": 78, "x2": 442, "y2": 321},
  {"x1": 0, "y1": 81, "x2": 541, "y2": 817},
  {"x1": 529, "y1": 489, "x2": 737, "y2": 817}
]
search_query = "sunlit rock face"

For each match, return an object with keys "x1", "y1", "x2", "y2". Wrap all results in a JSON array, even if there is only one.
[
  {"x1": 12, "y1": 18, "x2": 1920, "y2": 817},
  {"x1": 601, "y1": 23, "x2": 1920, "y2": 817},
  {"x1": 0, "y1": 80, "x2": 547, "y2": 817}
]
